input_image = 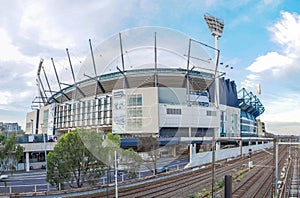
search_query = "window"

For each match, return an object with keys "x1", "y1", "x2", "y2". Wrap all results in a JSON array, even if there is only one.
[
  {"x1": 207, "y1": 110, "x2": 216, "y2": 116},
  {"x1": 166, "y1": 108, "x2": 182, "y2": 115},
  {"x1": 128, "y1": 107, "x2": 142, "y2": 117},
  {"x1": 127, "y1": 118, "x2": 142, "y2": 131},
  {"x1": 128, "y1": 94, "x2": 142, "y2": 106}
]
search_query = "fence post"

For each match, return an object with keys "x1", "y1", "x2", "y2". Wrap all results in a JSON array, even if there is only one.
[
  {"x1": 9, "y1": 186, "x2": 12, "y2": 194},
  {"x1": 224, "y1": 175, "x2": 232, "y2": 198},
  {"x1": 35, "y1": 185, "x2": 37, "y2": 192}
]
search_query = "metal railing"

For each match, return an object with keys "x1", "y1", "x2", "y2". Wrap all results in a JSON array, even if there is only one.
[{"x1": 0, "y1": 162, "x2": 187, "y2": 195}]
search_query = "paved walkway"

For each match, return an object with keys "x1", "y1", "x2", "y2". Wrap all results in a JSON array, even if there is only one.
[{"x1": 4, "y1": 169, "x2": 46, "y2": 177}]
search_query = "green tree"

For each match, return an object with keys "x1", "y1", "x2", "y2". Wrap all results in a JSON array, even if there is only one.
[
  {"x1": 137, "y1": 136, "x2": 160, "y2": 175},
  {"x1": 47, "y1": 129, "x2": 143, "y2": 189},
  {"x1": 0, "y1": 134, "x2": 24, "y2": 174},
  {"x1": 46, "y1": 130, "x2": 105, "y2": 189},
  {"x1": 106, "y1": 133, "x2": 120, "y2": 146},
  {"x1": 78, "y1": 130, "x2": 142, "y2": 181},
  {"x1": 119, "y1": 148, "x2": 143, "y2": 178}
]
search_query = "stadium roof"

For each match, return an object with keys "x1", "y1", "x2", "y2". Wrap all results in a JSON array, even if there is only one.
[
  {"x1": 238, "y1": 88, "x2": 265, "y2": 118},
  {"x1": 35, "y1": 27, "x2": 218, "y2": 105}
]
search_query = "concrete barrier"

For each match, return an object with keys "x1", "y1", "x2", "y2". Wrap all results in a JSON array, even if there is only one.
[{"x1": 185, "y1": 142, "x2": 273, "y2": 168}]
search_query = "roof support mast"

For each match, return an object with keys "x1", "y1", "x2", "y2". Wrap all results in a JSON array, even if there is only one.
[
  {"x1": 51, "y1": 58, "x2": 71, "y2": 102},
  {"x1": 37, "y1": 59, "x2": 48, "y2": 105},
  {"x1": 119, "y1": 33, "x2": 125, "y2": 72},
  {"x1": 118, "y1": 33, "x2": 129, "y2": 89},
  {"x1": 154, "y1": 32, "x2": 158, "y2": 87},
  {"x1": 42, "y1": 66, "x2": 53, "y2": 95},
  {"x1": 186, "y1": 39, "x2": 192, "y2": 105},
  {"x1": 89, "y1": 39, "x2": 105, "y2": 99},
  {"x1": 42, "y1": 66, "x2": 59, "y2": 103},
  {"x1": 66, "y1": 48, "x2": 85, "y2": 99}
]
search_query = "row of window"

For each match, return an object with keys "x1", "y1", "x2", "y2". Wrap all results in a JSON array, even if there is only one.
[
  {"x1": 166, "y1": 108, "x2": 182, "y2": 115},
  {"x1": 206, "y1": 110, "x2": 217, "y2": 116},
  {"x1": 55, "y1": 97, "x2": 112, "y2": 129},
  {"x1": 56, "y1": 118, "x2": 112, "y2": 128}
]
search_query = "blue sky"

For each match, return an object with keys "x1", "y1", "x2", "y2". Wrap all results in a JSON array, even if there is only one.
[{"x1": 0, "y1": 0, "x2": 300, "y2": 134}]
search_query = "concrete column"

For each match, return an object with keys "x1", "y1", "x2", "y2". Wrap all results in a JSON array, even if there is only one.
[
  {"x1": 256, "y1": 141, "x2": 258, "y2": 145},
  {"x1": 189, "y1": 144, "x2": 196, "y2": 163},
  {"x1": 25, "y1": 152, "x2": 30, "y2": 172},
  {"x1": 189, "y1": 144, "x2": 193, "y2": 163},
  {"x1": 172, "y1": 146, "x2": 177, "y2": 157},
  {"x1": 188, "y1": 127, "x2": 192, "y2": 137},
  {"x1": 239, "y1": 140, "x2": 243, "y2": 157},
  {"x1": 216, "y1": 142, "x2": 221, "y2": 150}
]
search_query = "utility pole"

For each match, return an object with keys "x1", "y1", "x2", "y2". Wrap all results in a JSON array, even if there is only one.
[
  {"x1": 115, "y1": 150, "x2": 118, "y2": 198},
  {"x1": 204, "y1": 14, "x2": 224, "y2": 198}
]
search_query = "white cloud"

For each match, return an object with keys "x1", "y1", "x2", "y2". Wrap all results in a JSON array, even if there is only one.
[
  {"x1": 262, "y1": 109, "x2": 300, "y2": 123},
  {"x1": 18, "y1": 1, "x2": 157, "y2": 52},
  {"x1": 247, "y1": 11, "x2": 300, "y2": 74},
  {"x1": 0, "y1": 92, "x2": 12, "y2": 105},
  {"x1": 261, "y1": 93, "x2": 300, "y2": 123},
  {"x1": 246, "y1": 74, "x2": 259, "y2": 80},
  {"x1": 240, "y1": 79, "x2": 256, "y2": 92},
  {"x1": 269, "y1": 11, "x2": 300, "y2": 53},
  {"x1": 0, "y1": 28, "x2": 36, "y2": 64},
  {"x1": 265, "y1": 121, "x2": 300, "y2": 135},
  {"x1": 244, "y1": 10, "x2": 300, "y2": 94},
  {"x1": 20, "y1": 2, "x2": 77, "y2": 50},
  {"x1": 247, "y1": 51, "x2": 292, "y2": 73}
]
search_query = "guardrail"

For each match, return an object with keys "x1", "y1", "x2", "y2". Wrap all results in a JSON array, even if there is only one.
[
  {"x1": 0, "y1": 162, "x2": 187, "y2": 196},
  {"x1": 0, "y1": 184, "x2": 53, "y2": 194}
]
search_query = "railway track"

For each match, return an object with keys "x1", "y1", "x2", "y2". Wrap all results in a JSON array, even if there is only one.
[
  {"x1": 232, "y1": 145, "x2": 288, "y2": 198},
  {"x1": 95, "y1": 146, "x2": 282, "y2": 198}
]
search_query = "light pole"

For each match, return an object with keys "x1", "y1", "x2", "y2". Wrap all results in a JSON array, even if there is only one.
[
  {"x1": 204, "y1": 13, "x2": 224, "y2": 198},
  {"x1": 41, "y1": 124, "x2": 48, "y2": 179},
  {"x1": 30, "y1": 119, "x2": 34, "y2": 134},
  {"x1": 114, "y1": 150, "x2": 118, "y2": 198},
  {"x1": 37, "y1": 59, "x2": 49, "y2": 191}
]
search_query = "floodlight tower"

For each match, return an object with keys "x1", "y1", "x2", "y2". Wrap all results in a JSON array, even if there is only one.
[
  {"x1": 204, "y1": 13, "x2": 224, "y2": 198},
  {"x1": 204, "y1": 13, "x2": 224, "y2": 112}
]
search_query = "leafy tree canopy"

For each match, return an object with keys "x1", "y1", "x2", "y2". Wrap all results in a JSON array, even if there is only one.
[
  {"x1": 137, "y1": 136, "x2": 160, "y2": 174},
  {"x1": 0, "y1": 134, "x2": 24, "y2": 174},
  {"x1": 47, "y1": 129, "x2": 142, "y2": 189}
]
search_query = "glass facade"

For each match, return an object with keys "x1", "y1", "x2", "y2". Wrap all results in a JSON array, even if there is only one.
[
  {"x1": 240, "y1": 111, "x2": 257, "y2": 136},
  {"x1": 54, "y1": 95, "x2": 112, "y2": 130}
]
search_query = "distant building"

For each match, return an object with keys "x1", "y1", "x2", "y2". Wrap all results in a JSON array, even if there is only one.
[
  {"x1": 238, "y1": 88, "x2": 265, "y2": 137},
  {"x1": 0, "y1": 122, "x2": 22, "y2": 132}
]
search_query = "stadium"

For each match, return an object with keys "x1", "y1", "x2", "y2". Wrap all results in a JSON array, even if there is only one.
[{"x1": 25, "y1": 26, "x2": 265, "y2": 150}]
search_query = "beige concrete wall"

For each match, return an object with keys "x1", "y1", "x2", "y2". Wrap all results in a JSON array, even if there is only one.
[
  {"x1": 25, "y1": 111, "x2": 38, "y2": 134},
  {"x1": 38, "y1": 105, "x2": 50, "y2": 134},
  {"x1": 159, "y1": 104, "x2": 219, "y2": 128},
  {"x1": 20, "y1": 142, "x2": 56, "y2": 152},
  {"x1": 125, "y1": 87, "x2": 159, "y2": 134}
]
